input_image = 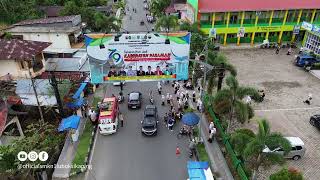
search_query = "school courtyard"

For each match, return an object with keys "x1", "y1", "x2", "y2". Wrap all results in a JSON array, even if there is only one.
[{"x1": 224, "y1": 48, "x2": 320, "y2": 180}]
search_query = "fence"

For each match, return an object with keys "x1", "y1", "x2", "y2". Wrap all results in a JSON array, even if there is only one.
[{"x1": 204, "y1": 95, "x2": 249, "y2": 180}]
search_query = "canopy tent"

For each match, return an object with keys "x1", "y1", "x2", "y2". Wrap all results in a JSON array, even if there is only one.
[
  {"x1": 58, "y1": 115, "x2": 80, "y2": 132},
  {"x1": 72, "y1": 83, "x2": 87, "y2": 99},
  {"x1": 187, "y1": 161, "x2": 214, "y2": 180},
  {"x1": 66, "y1": 97, "x2": 85, "y2": 109},
  {"x1": 182, "y1": 112, "x2": 200, "y2": 126}
]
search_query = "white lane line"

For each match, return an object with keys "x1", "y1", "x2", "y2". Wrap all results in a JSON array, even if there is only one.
[{"x1": 255, "y1": 106, "x2": 320, "y2": 112}]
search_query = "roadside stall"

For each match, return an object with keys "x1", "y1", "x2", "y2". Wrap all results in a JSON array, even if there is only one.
[
  {"x1": 58, "y1": 115, "x2": 81, "y2": 142},
  {"x1": 187, "y1": 161, "x2": 214, "y2": 180}
]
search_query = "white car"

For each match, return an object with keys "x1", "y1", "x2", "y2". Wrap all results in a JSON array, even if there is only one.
[{"x1": 113, "y1": 81, "x2": 126, "y2": 86}]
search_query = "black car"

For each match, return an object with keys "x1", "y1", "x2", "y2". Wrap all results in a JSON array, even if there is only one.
[
  {"x1": 128, "y1": 91, "x2": 142, "y2": 109},
  {"x1": 310, "y1": 114, "x2": 320, "y2": 130},
  {"x1": 141, "y1": 105, "x2": 158, "y2": 136}
]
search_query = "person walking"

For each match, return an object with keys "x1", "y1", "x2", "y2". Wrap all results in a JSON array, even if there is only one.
[
  {"x1": 208, "y1": 126, "x2": 216, "y2": 143},
  {"x1": 161, "y1": 94, "x2": 165, "y2": 105},
  {"x1": 166, "y1": 93, "x2": 170, "y2": 104},
  {"x1": 276, "y1": 44, "x2": 280, "y2": 54},
  {"x1": 164, "y1": 113, "x2": 168, "y2": 126},
  {"x1": 119, "y1": 112, "x2": 124, "y2": 127},
  {"x1": 157, "y1": 82, "x2": 162, "y2": 94},
  {"x1": 168, "y1": 117, "x2": 174, "y2": 131},
  {"x1": 188, "y1": 139, "x2": 196, "y2": 157},
  {"x1": 192, "y1": 91, "x2": 196, "y2": 102},
  {"x1": 196, "y1": 98, "x2": 201, "y2": 112},
  {"x1": 303, "y1": 93, "x2": 312, "y2": 105},
  {"x1": 89, "y1": 108, "x2": 97, "y2": 125},
  {"x1": 209, "y1": 122, "x2": 214, "y2": 134}
]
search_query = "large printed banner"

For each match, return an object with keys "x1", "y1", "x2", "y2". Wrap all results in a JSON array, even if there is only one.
[{"x1": 85, "y1": 32, "x2": 191, "y2": 83}]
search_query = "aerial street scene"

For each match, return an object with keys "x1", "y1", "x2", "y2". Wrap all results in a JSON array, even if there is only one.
[{"x1": 0, "y1": 0, "x2": 320, "y2": 180}]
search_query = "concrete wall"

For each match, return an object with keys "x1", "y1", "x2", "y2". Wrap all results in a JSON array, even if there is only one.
[
  {"x1": 0, "y1": 60, "x2": 29, "y2": 79},
  {"x1": 11, "y1": 32, "x2": 71, "y2": 49}
]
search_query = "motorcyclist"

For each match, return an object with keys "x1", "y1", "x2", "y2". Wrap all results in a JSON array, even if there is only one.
[
  {"x1": 118, "y1": 92, "x2": 124, "y2": 103},
  {"x1": 149, "y1": 90, "x2": 154, "y2": 104}
]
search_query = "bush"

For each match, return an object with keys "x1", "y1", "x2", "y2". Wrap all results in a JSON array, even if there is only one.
[
  {"x1": 269, "y1": 167, "x2": 303, "y2": 180},
  {"x1": 311, "y1": 63, "x2": 320, "y2": 70}
]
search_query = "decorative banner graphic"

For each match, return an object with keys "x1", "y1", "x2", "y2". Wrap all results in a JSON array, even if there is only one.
[
  {"x1": 85, "y1": 32, "x2": 191, "y2": 83},
  {"x1": 293, "y1": 25, "x2": 300, "y2": 35},
  {"x1": 237, "y1": 27, "x2": 245, "y2": 37}
]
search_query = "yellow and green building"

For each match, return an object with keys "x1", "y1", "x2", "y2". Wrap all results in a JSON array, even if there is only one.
[{"x1": 186, "y1": 0, "x2": 320, "y2": 46}]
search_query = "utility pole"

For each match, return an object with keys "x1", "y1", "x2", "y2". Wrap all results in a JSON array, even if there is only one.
[
  {"x1": 49, "y1": 71, "x2": 65, "y2": 118},
  {"x1": 29, "y1": 58, "x2": 44, "y2": 125},
  {"x1": 217, "y1": 63, "x2": 225, "y2": 91}
]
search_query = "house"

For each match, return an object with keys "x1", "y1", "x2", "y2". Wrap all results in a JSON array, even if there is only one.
[
  {"x1": 186, "y1": 0, "x2": 320, "y2": 45},
  {"x1": 0, "y1": 39, "x2": 51, "y2": 80},
  {"x1": 15, "y1": 79, "x2": 57, "y2": 106},
  {"x1": 4, "y1": 15, "x2": 83, "y2": 49}
]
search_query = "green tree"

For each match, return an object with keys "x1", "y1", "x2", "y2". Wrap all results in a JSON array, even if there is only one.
[
  {"x1": 93, "y1": 12, "x2": 120, "y2": 33},
  {"x1": 230, "y1": 119, "x2": 291, "y2": 180},
  {"x1": 150, "y1": 0, "x2": 170, "y2": 18},
  {"x1": 155, "y1": 15, "x2": 179, "y2": 40},
  {"x1": 0, "y1": 123, "x2": 64, "y2": 177},
  {"x1": 270, "y1": 167, "x2": 304, "y2": 180},
  {"x1": 213, "y1": 75, "x2": 259, "y2": 132}
]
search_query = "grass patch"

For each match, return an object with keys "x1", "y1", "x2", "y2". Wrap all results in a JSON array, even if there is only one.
[
  {"x1": 197, "y1": 143, "x2": 210, "y2": 162},
  {"x1": 70, "y1": 120, "x2": 94, "y2": 174}
]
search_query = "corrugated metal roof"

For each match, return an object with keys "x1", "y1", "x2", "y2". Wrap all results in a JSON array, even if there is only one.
[
  {"x1": 45, "y1": 57, "x2": 90, "y2": 72},
  {"x1": 199, "y1": 0, "x2": 320, "y2": 13},
  {"x1": 14, "y1": 15, "x2": 81, "y2": 26},
  {"x1": 0, "y1": 39, "x2": 51, "y2": 61}
]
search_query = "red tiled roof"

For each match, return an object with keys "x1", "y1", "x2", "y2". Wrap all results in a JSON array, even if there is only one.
[
  {"x1": 0, "y1": 39, "x2": 51, "y2": 61},
  {"x1": 14, "y1": 15, "x2": 80, "y2": 26},
  {"x1": 199, "y1": 0, "x2": 320, "y2": 13}
]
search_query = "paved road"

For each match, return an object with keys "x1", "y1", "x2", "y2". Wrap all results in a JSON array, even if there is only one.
[
  {"x1": 86, "y1": 82, "x2": 190, "y2": 180},
  {"x1": 122, "y1": 0, "x2": 154, "y2": 32}
]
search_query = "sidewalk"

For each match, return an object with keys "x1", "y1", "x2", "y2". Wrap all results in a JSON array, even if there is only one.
[{"x1": 180, "y1": 85, "x2": 233, "y2": 180}]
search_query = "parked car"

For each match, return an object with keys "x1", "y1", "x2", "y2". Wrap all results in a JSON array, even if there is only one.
[
  {"x1": 263, "y1": 137, "x2": 306, "y2": 160},
  {"x1": 310, "y1": 114, "x2": 320, "y2": 130},
  {"x1": 128, "y1": 91, "x2": 142, "y2": 109},
  {"x1": 295, "y1": 54, "x2": 320, "y2": 67},
  {"x1": 113, "y1": 81, "x2": 125, "y2": 86},
  {"x1": 141, "y1": 105, "x2": 158, "y2": 136}
]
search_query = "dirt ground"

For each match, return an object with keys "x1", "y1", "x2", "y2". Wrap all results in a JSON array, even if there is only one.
[{"x1": 223, "y1": 48, "x2": 320, "y2": 180}]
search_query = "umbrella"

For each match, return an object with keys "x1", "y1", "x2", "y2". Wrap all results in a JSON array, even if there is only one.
[{"x1": 182, "y1": 112, "x2": 200, "y2": 126}]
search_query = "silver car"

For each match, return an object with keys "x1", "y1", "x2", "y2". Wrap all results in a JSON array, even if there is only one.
[{"x1": 263, "y1": 137, "x2": 306, "y2": 160}]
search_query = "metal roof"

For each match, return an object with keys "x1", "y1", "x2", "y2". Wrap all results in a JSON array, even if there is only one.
[
  {"x1": 45, "y1": 57, "x2": 89, "y2": 72},
  {"x1": 0, "y1": 39, "x2": 51, "y2": 61},
  {"x1": 13, "y1": 15, "x2": 81, "y2": 26},
  {"x1": 199, "y1": 0, "x2": 320, "y2": 13}
]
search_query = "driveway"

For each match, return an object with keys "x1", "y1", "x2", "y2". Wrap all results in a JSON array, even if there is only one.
[
  {"x1": 85, "y1": 82, "x2": 190, "y2": 180},
  {"x1": 224, "y1": 48, "x2": 320, "y2": 180}
]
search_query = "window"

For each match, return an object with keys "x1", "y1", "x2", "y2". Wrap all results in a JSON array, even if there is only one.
[
  {"x1": 296, "y1": 146, "x2": 303, "y2": 150},
  {"x1": 291, "y1": 147, "x2": 297, "y2": 151}
]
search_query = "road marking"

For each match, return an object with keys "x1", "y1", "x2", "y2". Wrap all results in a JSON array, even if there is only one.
[{"x1": 255, "y1": 106, "x2": 320, "y2": 112}]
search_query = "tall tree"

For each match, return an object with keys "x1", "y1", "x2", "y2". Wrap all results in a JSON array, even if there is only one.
[
  {"x1": 230, "y1": 119, "x2": 291, "y2": 180},
  {"x1": 150, "y1": 0, "x2": 171, "y2": 18},
  {"x1": 93, "y1": 12, "x2": 120, "y2": 33},
  {"x1": 155, "y1": 15, "x2": 179, "y2": 40},
  {"x1": 213, "y1": 75, "x2": 259, "y2": 132}
]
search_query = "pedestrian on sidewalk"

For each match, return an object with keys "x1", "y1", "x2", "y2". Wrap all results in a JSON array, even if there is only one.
[
  {"x1": 157, "y1": 82, "x2": 162, "y2": 94},
  {"x1": 119, "y1": 112, "x2": 124, "y2": 127},
  {"x1": 188, "y1": 139, "x2": 197, "y2": 158},
  {"x1": 192, "y1": 91, "x2": 196, "y2": 102},
  {"x1": 303, "y1": 93, "x2": 312, "y2": 105},
  {"x1": 208, "y1": 126, "x2": 216, "y2": 143},
  {"x1": 209, "y1": 122, "x2": 215, "y2": 134},
  {"x1": 276, "y1": 44, "x2": 280, "y2": 54},
  {"x1": 169, "y1": 94, "x2": 173, "y2": 104},
  {"x1": 197, "y1": 98, "x2": 202, "y2": 112},
  {"x1": 89, "y1": 108, "x2": 97, "y2": 125}
]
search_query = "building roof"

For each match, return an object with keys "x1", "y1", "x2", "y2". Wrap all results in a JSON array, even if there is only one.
[
  {"x1": 165, "y1": 5, "x2": 176, "y2": 13},
  {"x1": 198, "y1": 0, "x2": 320, "y2": 13},
  {"x1": 45, "y1": 57, "x2": 90, "y2": 72},
  {"x1": 0, "y1": 39, "x2": 51, "y2": 61},
  {"x1": 13, "y1": 15, "x2": 81, "y2": 26}
]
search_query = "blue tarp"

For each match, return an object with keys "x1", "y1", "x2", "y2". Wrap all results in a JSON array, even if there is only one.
[
  {"x1": 187, "y1": 161, "x2": 209, "y2": 180},
  {"x1": 58, "y1": 115, "x2": 80, "y2": 132},
  {"x1": 72, "y1": 83, "x2": 87, "y2": 99},
  {"x1": 66, "y1": 97, "x2": 85, "y2": 109}
]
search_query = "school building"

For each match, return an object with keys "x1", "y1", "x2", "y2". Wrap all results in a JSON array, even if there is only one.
[
  {"x1": 301, "y1": 22, "x2": 320, "y2": 55},
  {"x1": 186, "y1": 0, "x2": 320, "y2": 46}
]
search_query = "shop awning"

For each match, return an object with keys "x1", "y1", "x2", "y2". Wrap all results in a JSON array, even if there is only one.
[
  {"x1": 187, "y1": 161, "x2": 214, "y2": 180},
  {"x1": 58, "y1": 115, "x2": 80, "y2": 132}
]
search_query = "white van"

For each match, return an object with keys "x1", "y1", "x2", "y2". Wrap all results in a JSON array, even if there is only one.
[{"x1": 263, "y1": 137, "x2": 305, "y2": 160}]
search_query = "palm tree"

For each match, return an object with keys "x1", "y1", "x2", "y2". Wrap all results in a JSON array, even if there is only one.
[
  {"x1": 94, "y1": 12, "x2": 120, "y2": 33},
  {"x1": 155, "y1": 15, "x2": 179, "y2": 42},
  {"x1": 230, "y1": 119, "x2": 291, "y2": 180},
  {"x1": 150, "y1": 0, "x2": 171, "y2": 18},
  {"x1": 213, "y1": 75, "x2": 259, "y2": 132}
]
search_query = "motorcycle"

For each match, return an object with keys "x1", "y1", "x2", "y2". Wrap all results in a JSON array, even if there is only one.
[{"x1": 118, "y1": 92, "x2": 124, "y2": 103}]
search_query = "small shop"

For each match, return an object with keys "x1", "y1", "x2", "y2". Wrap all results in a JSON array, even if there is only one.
[{"x1": 301, "y1": 22, "x2": 320, "y2": 55}]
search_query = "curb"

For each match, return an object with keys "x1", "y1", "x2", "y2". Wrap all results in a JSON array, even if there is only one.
[{"x1": 69, "y1": 124, "x2": 98, "y2": 177}]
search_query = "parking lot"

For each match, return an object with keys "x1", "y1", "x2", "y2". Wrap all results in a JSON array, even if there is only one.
[{"x1": 224, "y1": 48, "x2": 320, "y2": 180}]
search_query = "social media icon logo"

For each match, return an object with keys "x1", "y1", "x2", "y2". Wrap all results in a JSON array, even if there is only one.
[
  {"x1": 38, "y1": 151, "x2": 48, "y2": 162},
  {"x1": 17, "y1": 151, "x2": 28, "y2": 161},
  {"x1": 28, "y1": 151, "x2": 38, "y2": 161}
]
